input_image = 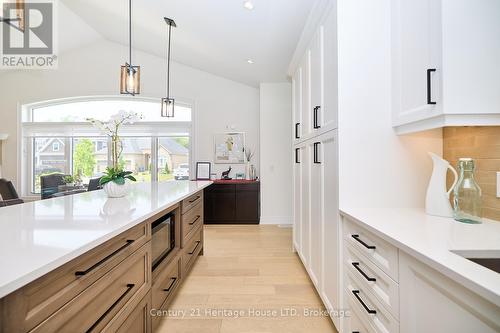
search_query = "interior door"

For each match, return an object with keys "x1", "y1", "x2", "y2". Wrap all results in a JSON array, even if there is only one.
[
  {"x1": 320, "y1": 130, "x2": 339, "y2": 329},
  {"x1": 391, "y1": 0, "x2": 442, "y2": 125}
]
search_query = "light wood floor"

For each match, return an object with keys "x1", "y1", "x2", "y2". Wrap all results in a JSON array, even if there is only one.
[{"x1": 157, "y1": 225, "x2": 337, "y2": 333}]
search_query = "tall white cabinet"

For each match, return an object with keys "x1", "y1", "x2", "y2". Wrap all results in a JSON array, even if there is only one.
[{"x1": 291, "y1": 1, "x2": 341, "y2": 330}]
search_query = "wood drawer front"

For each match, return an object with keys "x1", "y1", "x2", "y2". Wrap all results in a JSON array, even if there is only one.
[
  {"x1": 182, "y1": 227, "x2": 203, "y2": 274},
  {"x1": 2, "y1": 223, "x2": 149, "y2": 333},
  {"x1": 344, "y1": 217, "x2": 399, "y2": 281},
  {"x1": 345, "y1": 243, "x2": 400, "y2": 319},
  {"x1": 30, "y1": 243, "x2": 151, "y2": 333},
  {"x1": 181, "y1": 201, "x2": 203, "y2": 246},
  {"x1": 152, "y1": 256, "x2": 181, "y2": 311},
  {"x1": 346, "y1": 271, "x2": 399, "y2": 333},
  {"x1": 104, "y1": 291, "x2": 152, "y2": 333},
  {"x1": 182, "y1": 191, "x2": 203, "y2": 214}
]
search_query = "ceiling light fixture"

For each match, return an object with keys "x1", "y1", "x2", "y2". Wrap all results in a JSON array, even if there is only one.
[
  {"x1": 161, "y1": 17, "x2": 177, "y2": 118},
  {"x1": 247, "y1": 59, "x2": 254, "y2": 64},
  {"x1": 120, "y1": 0, "x2": 140, "y2": 95},
  {"x1": 243, "y1": 1, "x2": 254, "y2": 10}
]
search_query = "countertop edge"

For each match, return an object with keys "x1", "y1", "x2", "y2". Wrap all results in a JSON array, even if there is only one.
[
  {"x1": 0, "y1": 181, "x2": 212, "y2": 299},
  {"x1": 339, "y1": 209, "x2": 500, "y2": 308}
]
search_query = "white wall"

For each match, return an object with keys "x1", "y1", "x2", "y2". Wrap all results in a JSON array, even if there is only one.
[
  {"x1": 259, "y1": 83, "x2": 292, "y2": 224},
  {"x1": 0, "y1": 4, "x2": 259, "y2": 186},
  {"x1": 337, "y1": 0, "x2": 442, "y2": 210}
]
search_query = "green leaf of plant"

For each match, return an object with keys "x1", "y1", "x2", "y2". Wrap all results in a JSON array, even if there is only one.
[
  {"x1": 113, "y1": 177, "x2": 125, "y2": 185},
  {"x1": 99, "y1": 176, "x2": 112, "y2": 185},
  {"x1": 126, "y1": 175, "x2": 137, "y2": 182}
]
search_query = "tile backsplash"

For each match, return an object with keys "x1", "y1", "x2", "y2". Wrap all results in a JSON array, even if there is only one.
[{"x1": 443, "y1": 127, "x2": 500, "y2": 221}]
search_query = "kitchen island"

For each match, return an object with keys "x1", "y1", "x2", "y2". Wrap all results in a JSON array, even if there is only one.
[{"x1": 0, "y1": 180, "x2": 212, "y2": 332}]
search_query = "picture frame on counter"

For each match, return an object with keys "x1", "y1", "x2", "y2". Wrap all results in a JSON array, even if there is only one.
[{"x1": 196, "y1": 162, "x2": 211, "y2": 180}]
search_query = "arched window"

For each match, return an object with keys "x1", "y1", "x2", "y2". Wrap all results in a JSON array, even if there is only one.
[{"x1": 20, "y1": 96, "x2": 194, "y2": 196}]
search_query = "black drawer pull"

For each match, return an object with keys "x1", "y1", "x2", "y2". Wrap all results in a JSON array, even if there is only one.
[
  {"x1": 352, "y1": 290, "x2": 377, "y2": 315},
  {"x1": 352, "y1": 262, "x2": 376, "y2": 282},
  {"x1": 295, "y1": 122, "x2": 300, "y2": 139},
  {"x1": 313, "y1": 106, "x2": 321, "y2": 129},
  {"x1": 163, "y1": 277, "x2": 177, "y2": 292},
  {"x1": 295, "y1": 148, "x2": 300, "y2": 164},
  {"x1": 188, "y1": 196, "x2": 200, "y2": 203},
  {"x1": 313, "y1": 142, "x2": 321, "y2": 164},
  {"x1": 188, "y1": 240, "x2": 201, "y2": 255},
  {"x1": 189, "y1": 215, "x2": 201, "y2": 225},
  {"x1": 76, "y1": 240, "x2": 134, "y2": 276},
  {"x1": 351, "y1": 234, "x2": 376, "y2": 250},
  {"x1": 87, "y1": 283, "x2": 135, "y2": 332},
  {"x1": 427, "y1": 68, "x2": 437, "y2": 105}
]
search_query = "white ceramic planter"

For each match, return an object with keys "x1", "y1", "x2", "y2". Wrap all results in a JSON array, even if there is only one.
[{"x1": 103, "y1": 180, "x2": 129, "y2": 198}]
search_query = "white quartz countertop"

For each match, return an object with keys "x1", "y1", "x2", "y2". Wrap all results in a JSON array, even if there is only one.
[
  {"x1": 0, "y1": 180, "x2": 212, "y2": 299},
  {"x1": 340, "y1": 206, "x2": 500, "y2": 307}
]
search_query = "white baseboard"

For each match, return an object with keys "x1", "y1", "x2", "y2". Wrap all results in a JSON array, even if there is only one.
[{"x1": 259, "y1": 216, "x2": 292, "y2": 225}]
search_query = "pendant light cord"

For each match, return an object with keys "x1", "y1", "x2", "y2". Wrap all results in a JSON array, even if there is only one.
[
  {"x1": 129, "y1": 0, "x2": 132, "y2": 72},
  {"x1": 166, "y1": 23, "x2": 172, "y2": 98}
]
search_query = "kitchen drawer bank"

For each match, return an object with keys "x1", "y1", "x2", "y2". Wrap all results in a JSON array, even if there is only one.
[{"x1": 0, "y1": 189, "x2": 206, "y2": 333}]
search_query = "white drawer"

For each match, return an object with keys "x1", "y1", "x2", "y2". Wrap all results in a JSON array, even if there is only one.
[
  {"x1": 347, "y1": 303, "x2": 375, "y2": 333},
  {"x1": 344, "y1": 217, "x2": 399, "y2": 281},
  {"x1": 346, "y1": 270, "x2": 399, "y2": 333},
  {"x1": 345, "y1": 243, "x2": 400, "y2": 319}
]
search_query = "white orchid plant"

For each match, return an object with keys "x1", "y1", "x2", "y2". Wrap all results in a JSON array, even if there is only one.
[{"x1": 87, "y1": 111, "x2": 143, "y2": 186}]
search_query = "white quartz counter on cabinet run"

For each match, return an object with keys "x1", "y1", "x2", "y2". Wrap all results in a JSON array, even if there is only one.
[
  {"x1": 340, "y1": 207, "x2": 500, "y2": 307},
  {"x1": 0, "y1": 180, "x2": 212, "y2": 299}
]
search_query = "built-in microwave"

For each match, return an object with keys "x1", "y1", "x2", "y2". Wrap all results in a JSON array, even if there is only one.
[{"x1": 151, "y1": 213, "x2": 175, "y2": 270}]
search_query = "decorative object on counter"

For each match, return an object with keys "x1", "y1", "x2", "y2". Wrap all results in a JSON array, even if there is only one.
[
  {"x1": 100, "y1": 197, "x2": 134, "y2": 218},
  {"x1": 87, "y1": 111, "x2": 142, "y2": 198},
  {"x1": 120, "y1": 0, "x2": 141, "y2": 95},
  {"x1": 161, "y1": 17, "x2": 177, "y2": 117},
  {"x1": 221, "y1": 166, "x2": 232, "y2": 180},
  {"x1": 453, "y1": 158, "x2": 482, "y2": 224},
  {"x1": 425, "y1": 152, "x2": 458, "y2": 218},
  {"x1": 235, "y1": 173, "x2": 244, "y2": 180},
  {"x1": 210, "y1": 173, "x2": 217, "y2": 180},
  {"x1": 243, "y1": 147, "x2": 254, "y2": 180},
  {"x1": 214, "y1": 132, "x2": 245, "y2": 164},
  {"x1": 196, "y1": 162, "x2": 211, "y2": 180},
  {"x1": 249, "y1": 164, "x2": 257, "y2": 180}
]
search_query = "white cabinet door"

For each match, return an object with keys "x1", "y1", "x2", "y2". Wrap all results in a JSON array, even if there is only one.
[
  {"x1": 391, "y1": 0, "x2": 442, "y2": 126},
  {"x1": 292, "y1": 67, "x2": 303, "y2": 143},
  {"x1": 322, "y1": 5, "x2": 338, "y2": 131},
  {"x1": 309, "y1": 29, "x2": 323, "y2": 134},
  {"x1": 300, "y1": 54, "x2": 311, "y2": 140},
  {"x1": 319, "y1": 131, "x2": 339, "y2": 329},
  {"x1": 293, "y1": 144, "x2": 304, "y2": 252},
  {"x1": 399, "y1": 252, "x2": 500, "y2": 333},
  {"x1": 299, "y1": 143, "x2": 310, "y2": 266},
  {"x1": 309, "y1": 138, "x2": 322, "y2": 287}
]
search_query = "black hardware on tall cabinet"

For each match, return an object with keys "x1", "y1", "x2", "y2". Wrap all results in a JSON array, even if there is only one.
[
  {"x1": 352, "y1": 262, "x2": 377, "y2": 282},
  {"x1": 313, "y1": 106, "x2": 321, "y2": 129},
  {"x1": 427, "y1": 68, "x2": 437, "y2": 105},
  {"x1": 352, "y1": 234, "x2": 376, "y2": 249},
  {"x1": 352, "y1": 290, "x2": 377, "y2": 314},
  {"x1": 295, "y1": 148, "x2": 300, "y2": 164},
  {"x1": 313, "y1": 142, "x2": 321, "y2": 164},
  {"x1": 295, "y1": 123, "x2": 300, "y2": 139}
]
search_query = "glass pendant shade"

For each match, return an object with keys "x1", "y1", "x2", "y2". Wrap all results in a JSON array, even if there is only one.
[
  {"x1": 161, "y1": 98, "x2": 175, "y2": 118},
  {"x1": 120, "y1": 64, "x2": 140, "y2": 95}
]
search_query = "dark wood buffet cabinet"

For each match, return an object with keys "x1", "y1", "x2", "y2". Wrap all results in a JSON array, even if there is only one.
[{"x1": 204, "y1": 180, "x2": 260, "y2": 224}]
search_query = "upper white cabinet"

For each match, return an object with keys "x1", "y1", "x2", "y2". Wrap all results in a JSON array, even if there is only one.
[{"x1": 391, "y1": 0, "x2": 500, "y2": 134}]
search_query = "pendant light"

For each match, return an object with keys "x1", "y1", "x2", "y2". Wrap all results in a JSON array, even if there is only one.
[
  {"x1": 161, "y1": 17, "x2": 177, "y2": 117},
  {"x1": 120, "y1": 0, "x2": 140, "y2": 95}
]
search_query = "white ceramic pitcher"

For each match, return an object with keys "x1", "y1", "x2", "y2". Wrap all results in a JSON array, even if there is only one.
[{"x1": 425, "y1": 152, "x2": 458, "y2": 218}]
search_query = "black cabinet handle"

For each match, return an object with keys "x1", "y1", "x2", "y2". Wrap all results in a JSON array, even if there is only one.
[
  {"x1": 188, "y1": 196, "x2": 200, "y2": 203},
  {"x1": 313, "y1": 106, "x2": 321, "y2": 129},
  {"x1": 295, "y1": 148, "x2": 300, "y2": 164},
  {"x1": 427, "y1": 68, "x2": 437, "y2": 105},
  {"x1": 163, "y1": 277, "x2": 177, "y2": 292},
  {"x1": 352, "y1": 290, "x2": 377, "y2": 314},
  {"x1": 75, "y1": 240, "x2": 134, "y2": 276},
  {"x1": 189, "y1": 215, "x2": 201, "y2": 225},
  {"x1": 351, "y1": 234, "x2": 376, "y2": 250},
  {"x1": 295, "y1": 123, "x2": 300, "y2": 139},
  {"x1": 313, "y1": 142, "x2": 321, "y2": 164},
  {"x1": 88, "y1": 283, "x2": 135, "y2": 331},
  {"x1": 352, "y1": 262, "x2": 376, "y2": 282},
  {"x1": 188, "y1": 241, "x2": 201, "y2": 255}
]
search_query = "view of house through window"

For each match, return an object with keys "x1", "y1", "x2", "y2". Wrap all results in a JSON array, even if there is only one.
[{"x1": 24, "y1": 98, "x2": 192, "y2": 195}]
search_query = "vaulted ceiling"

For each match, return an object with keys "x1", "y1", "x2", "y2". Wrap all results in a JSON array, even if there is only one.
[{"x1": 60, "y1": 0, "x2": 314, "y2": 87}]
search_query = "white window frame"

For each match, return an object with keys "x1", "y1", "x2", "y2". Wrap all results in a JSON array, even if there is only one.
[{"x1": 19, "y1": 95, "x2": 196, "y2": 198}]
